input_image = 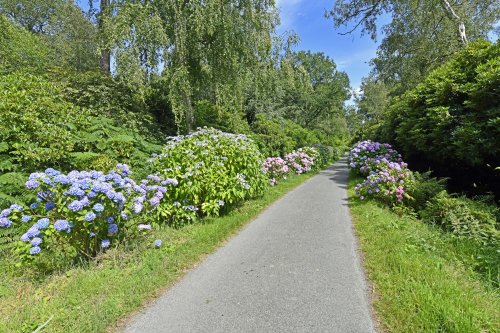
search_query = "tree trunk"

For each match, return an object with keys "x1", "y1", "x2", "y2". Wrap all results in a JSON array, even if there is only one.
[
  {"x1": 184, "y1": 94, "x2": 195, "y2": 133},
  {"x1": 441, "y1": 0, "x2": 468, "y2": 46},
  {"x1": 99, "y1": 0, "x2": 111, "y2": 73}
]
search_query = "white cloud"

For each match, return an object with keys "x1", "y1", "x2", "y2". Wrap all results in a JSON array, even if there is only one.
[{"x1": 276, "y1": 0, "x2": 305, "y2": 31}]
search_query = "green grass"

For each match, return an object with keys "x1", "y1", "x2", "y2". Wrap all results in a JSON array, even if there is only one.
[
  {"x1": 0, "y1": 173, "x2": 314, "y2": 333},
  {"x1": 348, "y1": 175, "x2": 500, "y2": 332}
]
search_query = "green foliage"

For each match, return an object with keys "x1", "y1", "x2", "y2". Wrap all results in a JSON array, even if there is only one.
[
  {"x1": 421, "y1": 191, "x2": 499, "y2": 242},
  {"x1": 393, "y1": 40, "x2": 499, "y2": 166},
  {"x1": 407, "y1": 172, "x2": 448, "y2": 212},
  {"x1": 0, "y1": 72, "x2": 162, "y2": 205},
  {"x1": 329, "y1": 0, "x2": 500, "y2": 92},
  {"x1": 150, "y1": 128, "x2": 268, "y2": 225},
  {"x1": 0, "y1": 14, "x2": 51, "y2": 74},
  {"x1": 311, "y1": 144, "x2": 334, "y2": 167},
  {"x1": 61, "y1": 70, "x2": 162, "y2": 141},
  {"x1": 0, "y1": 1, "x2": 99, "y2": 72},
  {"x1": 250, "y1": 114, "x2": 325, "y2": 157},
  {"x1": 349, "y1": 175, "x2": 500, "y2": 331}
]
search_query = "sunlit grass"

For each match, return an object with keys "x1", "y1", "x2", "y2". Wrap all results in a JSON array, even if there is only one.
[{"x1": 348, "y1": 174, "x2": 500, "y2": 332}]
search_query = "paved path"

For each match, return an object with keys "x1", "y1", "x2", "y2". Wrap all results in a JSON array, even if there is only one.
[{"x1": 123, "y1": 159, "x2": 375, "y2": 333}]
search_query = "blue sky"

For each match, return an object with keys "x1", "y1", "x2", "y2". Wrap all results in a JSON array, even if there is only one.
[{"x1": 275, "y1": 0, "x2": 389, "y2": 103}]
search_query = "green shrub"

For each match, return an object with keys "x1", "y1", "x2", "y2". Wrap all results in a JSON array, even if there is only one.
[
  {"x1": 407, "y1": 172, "x2": 447, "y2": 212},
  {"x1": 250, "y1": 115, "x2": 296, "y2": 156},
  {"x1": 0, "y1": 73, "x2": 162, "y2": 205},
  {"x1": 312, "y1": 144, "x2": 334, "y2": 167},
  {"x1": 250, "y1": 114, "x2": 323, "y2": 157},
  {"x1": 0, "y1": 14, "x2": 51, "y2": 74},
  {"x1": 374, "y1": 40, "x2": 500, "y2": 195},
  {"x1": 150, "y1": 128, "x2": 268, "y2": 225},
  {"x1": 421, "y1": 191, "x2": 498, "y2": 242}
]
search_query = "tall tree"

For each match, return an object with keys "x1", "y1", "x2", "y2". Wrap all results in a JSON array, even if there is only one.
[
  {"x1": 0, "y1": 0, "x2": 99, "y2": 71},
  {"x1": 106, "y1": 0, "x2": 278, "y2": 132},
  {"x1": 327, "y1": 0, "x2": 499, "y2": 92},
  {"x1": 99, "y1": 0, "x2": 110, "y2": 73},
  {"x1": 355, "y1": 76, "x2": 390, "y2": 124}
]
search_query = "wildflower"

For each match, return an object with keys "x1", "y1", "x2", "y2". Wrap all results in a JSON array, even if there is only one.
[
  {"x1": 84, "y1": 212, "x2": 96, "y2": 221},
  {"x1": 101, "y1": 239, "x2": 110, "y2": 249}
]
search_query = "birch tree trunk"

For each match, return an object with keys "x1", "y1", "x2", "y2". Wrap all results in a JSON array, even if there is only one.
[
  {"x1": 99, "y1": 0, "x2": 111, "y2": 73},
  {"x1": 441, "y1": 0, "x2": 468, "y2": 46}
]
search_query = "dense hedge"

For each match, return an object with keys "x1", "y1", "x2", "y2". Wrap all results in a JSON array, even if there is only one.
[
  {"x1": 0, "y1": 73, "x2": 162, "y2": 206},
  {"x1": 349, "y1": 141, "x2": 499, "y2": 243},
  {"x1": 373, "y1": 40, "x2": 500, "y2": 196}
]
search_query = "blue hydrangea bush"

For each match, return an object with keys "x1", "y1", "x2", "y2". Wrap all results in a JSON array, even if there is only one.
[
  {"x1": 149, "y1": 128, "x2": 268, "y2": 224},
  {"x1": 0, "y1": 164, "x2": 175, "y2": 260}
]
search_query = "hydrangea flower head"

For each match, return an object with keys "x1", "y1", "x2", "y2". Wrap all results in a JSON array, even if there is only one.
[
  {"x1": 36, "y1": 218, "x2": 50, "y2": 229},
  {"x1": 93, "y1": 203, "x2": 105, "y2": 213},
  {"x1": 0, "y1": 209, "x2": 11, "y2": 218},
  {"x1": 10, "y1": 204, "x2": 23, "y2": 212},
  {"x1": 84, "y1": 212, "x2": 96, "y2": 221},
  {"x1": 26, "y1": 226, "x2": 40, "y2": 237},
  {"x1": 45, "y1": 202, "x2": 56, "y2": 211},
  {"x1": 0, "y1": 218, "x2": 12, "y2": 228},
  {"x1": 31, "y1": 237, "x2": 42, "y2": 246},
  {"x1": 154, "y1": 239, "x2": 162, "y2": 248},
  {"x1": 54, "y1": 220, "x2": 71, "y2": 232},
  {"x1": 68, "y1": 200, "x2": 84, "y2": 212},
  {"x1": 25, "y1": 179, "x2": 39, "y2": 189},
  {"x1": 30, "y1": 246, "x2": 41, "y2": 255},
  {"x1": 108, "y1": 223, "x2": 118, "y2": 235},
  {"x1": 101, "y1": 239, "x2": 110, "y2": 249}
]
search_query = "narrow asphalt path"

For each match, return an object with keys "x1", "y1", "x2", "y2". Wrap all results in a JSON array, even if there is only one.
[{"x1": 123, "y1": 159, "x2": 375, "y2": 333}]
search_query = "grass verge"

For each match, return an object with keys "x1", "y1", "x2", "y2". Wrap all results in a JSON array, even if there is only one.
[
  {"x1": 348, "y1": 174, "x2": 500, "y2": 333},
  {"x1": 0, "y1": 173, "x2": 314, "y2": 333}
]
